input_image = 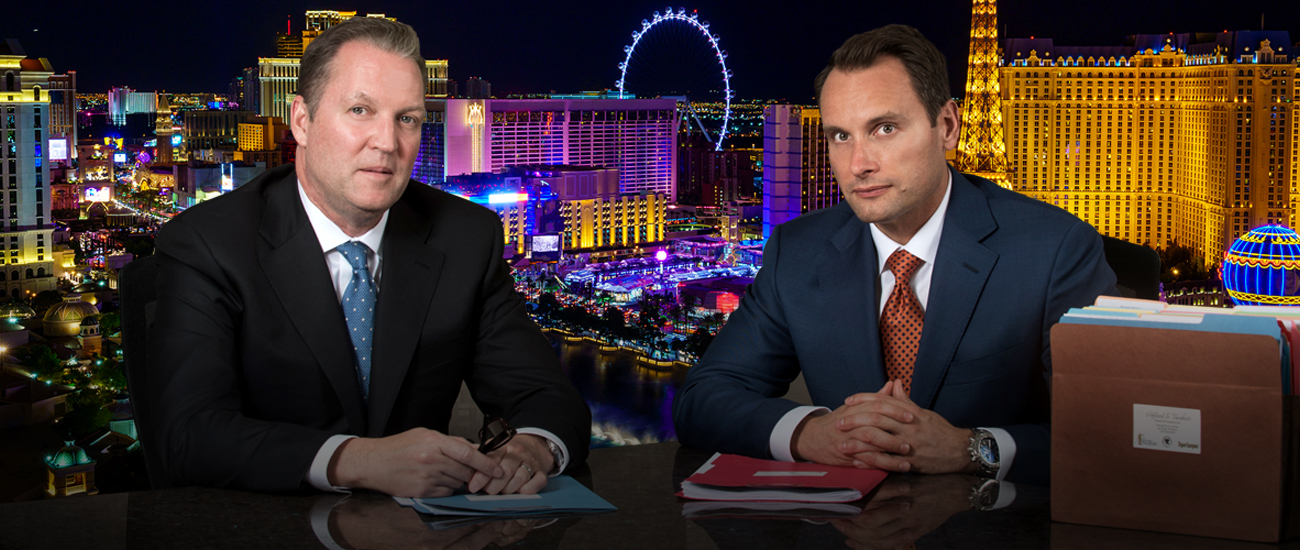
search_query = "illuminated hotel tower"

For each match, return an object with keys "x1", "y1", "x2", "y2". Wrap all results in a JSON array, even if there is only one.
[
  {"x1": 1001, "y1": 31, "x2": 1297, "y2": 266},
  {"x1": 761, "y1": 105, "x2": 837, "y2": 239},
  {"x1": 955, "y1": 0, "x2": 1010, "y2": 187},
  {"x1": 0, "y1": 39, "x2": 59, "y2": 298},
  {"x1": 257, "y1": 10, "x2": 448, "y2": 121},
  {"x1": 431, "y1": 98, "x2": 678, "y2": 201}
]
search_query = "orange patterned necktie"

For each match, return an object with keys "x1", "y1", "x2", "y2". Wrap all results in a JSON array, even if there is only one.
[{"x1": 880, "y1": 249, "x2": 925, "y2": 396}]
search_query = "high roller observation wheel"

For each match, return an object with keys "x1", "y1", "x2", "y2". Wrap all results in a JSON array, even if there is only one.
[{"x1": 616, "y1": 7, "x2": 733, "y2": 151}]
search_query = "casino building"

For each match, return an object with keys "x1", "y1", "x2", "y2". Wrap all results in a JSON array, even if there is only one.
[
  {"x1": 1000, "y1": 31, "x2": 1297, "y2": 266},
  {"x1": 257, "y1": 10, "x2": 450, "y2": 121},
  {"x1": 0, "y1": 40, "x2": 59, "y2": 298},
  {"x1": 416, "y1": 98, "x2": 679, "y2": 203},
  {"x1": 439, "y1": 165, "x2": 666, "y2": 256}
]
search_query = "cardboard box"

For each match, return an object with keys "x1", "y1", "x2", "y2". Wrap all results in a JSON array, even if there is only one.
[{"x1": 1051, "y1": 323, "x2": 1300, "y2": 542}]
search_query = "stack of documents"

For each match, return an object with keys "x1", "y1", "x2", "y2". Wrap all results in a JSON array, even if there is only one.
[
  {"x1": 678, "y1": 453, "x2": 887, "y2": 503},
  {"x1": 682, "y1": 499, "x2": 864, "y2": 520},
  {"x1": 1060, "y1": 296, "x2": 1300, "y2": 394},
  {"x1": 394, "y1": 476, "x2": 616, "y2": 522}
]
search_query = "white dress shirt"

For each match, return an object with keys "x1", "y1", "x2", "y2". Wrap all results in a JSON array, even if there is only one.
[
  {"x1": 296, "y1": 183, "x2": 568, "y2": 492},
  {"x1": 767, "y1": 172, "x2": 1018, "y2": 480}
]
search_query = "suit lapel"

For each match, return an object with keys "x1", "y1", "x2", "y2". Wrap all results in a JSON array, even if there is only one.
[
  {"x1": 366, "y1": 194, "x2": 445, "y2": 437},
  {"x1": 909, "y1": 170, "x2": 999, "y2": 409},
  {"x1": 257, "y1": 175, "x2": 368, "y2": 433},
  {"x1": 817, "y1": 208, "x2": 888, "y2": 395}
]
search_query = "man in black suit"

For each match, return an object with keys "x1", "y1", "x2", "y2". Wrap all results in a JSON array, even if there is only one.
[{"x1": 148, "y1": 17, "x2": 589, "y2": 497}]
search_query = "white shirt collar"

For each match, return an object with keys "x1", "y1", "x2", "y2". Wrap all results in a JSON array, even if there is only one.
[
  {"x1": 870, "y1": 170, "x2": 953, "y2": 275},
  {"x1": 297, "y1": 181, "x2": 388, "y2": 256}
]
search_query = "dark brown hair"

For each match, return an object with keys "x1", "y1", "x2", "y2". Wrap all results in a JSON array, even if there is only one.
[
  {"x1": 813, "y1": 24, "x2": 950, "y2": 126},
  {"x1": 298, "y1": 17, "x2": 425, "y2": 119}
]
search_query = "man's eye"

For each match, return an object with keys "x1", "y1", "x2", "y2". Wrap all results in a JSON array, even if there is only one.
[
  {"x1": 879, "y1": 124, "x2": 895, "y2": 135},
  {"x1": 351, "y1": 107, "x2": 367, "y2": 115},
  {"x1": 832, "y1": 132, "x2": 850, "y2": 142}
]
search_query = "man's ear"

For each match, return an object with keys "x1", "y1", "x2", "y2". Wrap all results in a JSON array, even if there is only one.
[{"x1": 290, "y1": 96, "x2": 311, "y2": 149}]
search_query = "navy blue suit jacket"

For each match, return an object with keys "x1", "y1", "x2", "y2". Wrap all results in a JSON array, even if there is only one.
[{"x1": 672, "y1": 169, "x2": 1116, "y2": 483}]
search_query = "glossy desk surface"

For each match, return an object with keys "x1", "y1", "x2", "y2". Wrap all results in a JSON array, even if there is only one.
[{"x1": 1, "y1": 442, "x2": 1294, "y2": 549}]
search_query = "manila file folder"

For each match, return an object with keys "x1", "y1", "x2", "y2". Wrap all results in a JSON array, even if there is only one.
[{"x1": 1050, "y1": 322, "x2": 1300, "y2": 542}]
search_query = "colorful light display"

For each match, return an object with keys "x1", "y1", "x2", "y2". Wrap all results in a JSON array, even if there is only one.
[
  {"x1": 84, "y1": 186, "x2": 112, "y2": 202},
  {"x1": 616, "y1": 7, "x2": 733, "y2": 151},
  {"x1": 48, "y1": 139, "x2": 68, "y2": 161},
  {"x1": 1220, "y1": 225, "x2": 1300, "y2": 306}
]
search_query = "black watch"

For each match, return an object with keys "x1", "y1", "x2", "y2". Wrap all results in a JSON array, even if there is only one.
[{"x1": 967, "y1": 428, "x2": 1000, "y2": 478}]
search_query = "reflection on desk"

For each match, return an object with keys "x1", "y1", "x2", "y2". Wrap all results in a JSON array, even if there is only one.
[{"x1": 0, "y1": 442, "x2": 1297, "y2": 549}]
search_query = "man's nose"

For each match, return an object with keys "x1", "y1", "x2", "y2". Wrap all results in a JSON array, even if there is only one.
[
  {"x1": 369, "y1": 117, "x2": 398, "y2": 153},
  {"x1": 850, "y1": 141, "x2": 879, "y2": 177}
]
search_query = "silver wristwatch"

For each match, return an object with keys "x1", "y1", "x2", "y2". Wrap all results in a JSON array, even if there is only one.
[
  {"x1": 968, "y1": 428, "x2": 1000, "y2": 478},
  {"x1": 968, "y1": 478, "x2": 1001, "y2": 511},
  {"x1": 545, "y1": 438, "x2": 563, "y2": 475}
]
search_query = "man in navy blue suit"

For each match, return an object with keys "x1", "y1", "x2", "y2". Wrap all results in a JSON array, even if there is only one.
[{"x1": 673, "y1": 25, "x2": 1115, "y2": 484}]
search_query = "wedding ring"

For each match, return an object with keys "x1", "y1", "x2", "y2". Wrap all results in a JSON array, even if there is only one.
[{"x1": 519, "y1": 462, "x2": 534, "y2": 475}]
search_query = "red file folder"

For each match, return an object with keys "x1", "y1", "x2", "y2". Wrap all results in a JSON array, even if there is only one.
[{"x1": 678, "y1": 453, "x2": 888, "y2": 503}]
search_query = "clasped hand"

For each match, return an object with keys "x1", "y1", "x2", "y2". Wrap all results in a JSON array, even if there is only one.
[
  {"x1": 328, "y1": 428, "x2": 554, "y2": 497},
  {"x1": 792, "y1": 381, "x2": 972, "y2": 474}
]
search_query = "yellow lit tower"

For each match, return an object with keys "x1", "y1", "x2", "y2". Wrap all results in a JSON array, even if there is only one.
[{"x1": 955, "y1": 0, "x2": 1010, "y2": 187}]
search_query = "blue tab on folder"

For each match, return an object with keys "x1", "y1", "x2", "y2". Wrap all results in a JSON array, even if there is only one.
[{"x1": 1060, "y1": 312, "x2": 1281, "y2": 343}]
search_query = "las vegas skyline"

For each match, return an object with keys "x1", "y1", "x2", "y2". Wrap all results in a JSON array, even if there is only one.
[{"x1": 6, "y1": 0, "x2": 1300, "y2": 100}]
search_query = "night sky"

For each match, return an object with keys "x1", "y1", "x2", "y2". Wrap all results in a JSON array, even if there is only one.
[{"x1": 5, "y1": 0, "x2": 1300, "y2": 101}]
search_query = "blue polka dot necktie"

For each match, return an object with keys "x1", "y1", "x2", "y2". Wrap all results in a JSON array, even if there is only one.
[
  {"x1": 336, "y1": 241, "x2": 376, "y2": 401},
  {"x1": 881, "y1": 249, "x2": 925, "y2": 396}
]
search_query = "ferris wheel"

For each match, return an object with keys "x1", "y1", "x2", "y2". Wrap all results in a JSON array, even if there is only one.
[{"x1": 616, "y1": 7, "x2": 734, "y2": 151}]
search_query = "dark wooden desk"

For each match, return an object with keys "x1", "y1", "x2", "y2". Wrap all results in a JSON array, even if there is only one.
[{"x1": 0, "y1": 442, "x2": 1293, "y2": 549}]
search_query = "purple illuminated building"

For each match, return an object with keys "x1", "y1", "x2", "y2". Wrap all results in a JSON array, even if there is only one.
[{"x1": 414, "y1": 98, "x2": 679, "y2": 202}]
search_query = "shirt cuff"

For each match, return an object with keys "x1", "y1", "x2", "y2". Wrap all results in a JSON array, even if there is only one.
[
  {"x1": 979, "y1": 427, "x2": 1017, "y2": 482},
  {"x1": 308, "y1": 434, "x2": 357, "y2": 493},
  {"x1": 516, "y1": 428, "x2": 568, "y2": 476},
  {"x1": 769, "y1": 406, "x2": 831, "y2": 462},
  {"x1": 308, "y1": 494, "x2": 350, "y2": 550},
  {"x1": 990, "y1": 479, "x2": 1018, "y2": 510}
]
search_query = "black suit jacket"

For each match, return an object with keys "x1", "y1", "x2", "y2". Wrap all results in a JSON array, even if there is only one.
[{"x1": 148, "y1": 164, "x2": 590, "y2": 491}]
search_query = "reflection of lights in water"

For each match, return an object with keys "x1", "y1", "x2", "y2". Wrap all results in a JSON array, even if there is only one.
[{"x1": 591, "y1": 423, "x2": 659, "y2": 446}]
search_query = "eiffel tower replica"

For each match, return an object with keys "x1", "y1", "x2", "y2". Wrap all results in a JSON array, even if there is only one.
[{"x1": 955, "y1": 0, "x2": 1011, "y2": 188}]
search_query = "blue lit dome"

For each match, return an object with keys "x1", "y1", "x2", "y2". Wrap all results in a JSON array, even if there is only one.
[
  {"x1": 46, "y1": 441, "x2": 93, "y2": 469},
  {"x1": 1220, "y1": 225, "x2": 1300, "y2": 306}
]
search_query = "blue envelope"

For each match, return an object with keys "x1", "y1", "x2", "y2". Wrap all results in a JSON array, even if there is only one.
[{"x1": 394, "y1": 476, "x2": 617, "y2": 516}]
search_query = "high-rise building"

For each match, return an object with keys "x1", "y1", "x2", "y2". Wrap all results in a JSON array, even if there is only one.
[
  {"x1": 107, "y1": 87, "x2": 157, "y2": 125},
  {"x1": 955, "y1": 0, "x2": 1010, "y2": 187},
  {"x1": 438, "y1": 165, "x2": 665, "y2": 254},
  {"x1": 234, "y1": 116, "x2": 291, "y2": 168},
  {"x1": 428, "y1": 98, "x2": 678, "y2": 201},
  {"x1": 1000, "y1": 31, "x2": 1297, "y2": 265},
  {"x1": 257, "y1": 58, "x2": 449, "y2": 120},
  {"x1": 412, "y1": 111, "x2": 447, "y2": 185},
  {"x1": 256, "y1": 10, "x2": 448, "y2": 120},
  {"x1": 241, "y1": 67, "x2": 260, "y2": 113},
  {"x1": 183, "y1": 110, "x2": 253, "y2": 152},
  {"x1": 679, "y1": 134, "x2": 755, "y2": 207},
  {"x1": 0, "y1": 39, "x2": 59, "y2": 297},
  {"x1": 45, "y1": 71, "x2": 75, "y2": 162},
  {"x1": 465, "y1": 77, "x2": 491, "y2": 100},
  {"x1": 276, "y1": 33, "x2": 304, "y2": 58},
  {"x1": 761, "y1": 104, "x2": 837, "y2": 239}
]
